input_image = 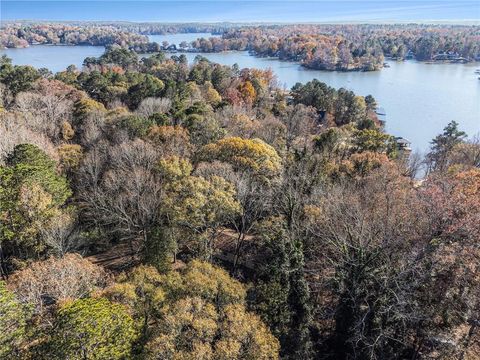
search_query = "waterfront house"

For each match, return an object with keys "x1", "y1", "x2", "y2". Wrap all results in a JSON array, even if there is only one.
[{"x1": 395, "y1": 137, "x2": 412, "y2": 153}]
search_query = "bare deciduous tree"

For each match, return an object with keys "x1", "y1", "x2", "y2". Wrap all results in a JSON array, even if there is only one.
[
  {"x1": 280, "y1": 104, "x2": 317, "y2": 151},
  {"x1": 77, "y1": 139, "x2": 163, "y2": 257},
  {"x1": 135, "y1": 97, "x2": 172, "y2": 117},
  {"x1": 8, "y1": 254, "x2": 108, "y2": 314},
  {"x1": 0, "y1": 112, "x2": 57, "y2": 164},
  {"x1": 41, "y1": 211, "x2": 80, "y2": 257},
  {"x1": 16, "y1": 91, "x2": 73, "y2": 142},
  {"x1": 304, "y1": 165, "x2": 428, "y2": 359}
]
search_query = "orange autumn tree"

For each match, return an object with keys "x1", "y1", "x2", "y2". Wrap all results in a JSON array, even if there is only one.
[
  {"x1": 238, "y1": 80, "x2": 256, "y2": 104},
  {"x1": 146, "y1": 125, "x2": 192, "y2": 157}
]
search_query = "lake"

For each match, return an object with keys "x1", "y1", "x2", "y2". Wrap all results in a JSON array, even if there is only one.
[
  {"x1": 0, "y1": 45, "x2": 105, "y2": 73},
  {"x1": 1, "y1": 33, "x2": 479, "y2": 152}
]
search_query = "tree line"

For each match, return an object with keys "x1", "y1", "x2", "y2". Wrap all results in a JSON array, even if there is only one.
[
  {"x1": 0, "y1": 23, "x2": 148, "y2": 48},
  {"x1": 3, "y1": 22, "x2": 479, "y2": 71},
  {"x1": 191, "y1": 24, "x2": 480, "y2": 70},
  {"x1": 0, "y1": 48, "x2": 479, "y2": 359}
]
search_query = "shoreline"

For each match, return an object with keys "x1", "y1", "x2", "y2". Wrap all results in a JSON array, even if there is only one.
[{"x1": 4, "y1": 42, "x2": 479, "y2": 68}]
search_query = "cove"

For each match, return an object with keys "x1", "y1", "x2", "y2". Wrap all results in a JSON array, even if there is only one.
[{"x1": 2, "y1": 33, "x2": 479, "y2": 152}]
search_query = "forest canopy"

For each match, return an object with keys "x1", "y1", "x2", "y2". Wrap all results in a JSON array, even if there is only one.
[{"x1": 0, "y1": 42, "x2": 479, "y2": 359}]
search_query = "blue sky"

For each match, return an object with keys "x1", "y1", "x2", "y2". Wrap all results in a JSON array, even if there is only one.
[{"x1": 1, "y1": 1, "x2": 479, "y2": 23}]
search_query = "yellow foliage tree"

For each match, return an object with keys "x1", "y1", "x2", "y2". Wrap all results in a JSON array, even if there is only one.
[
  {"x1": 57, "y1": 144, "x2": 83, "y2": 171},
  {"x1": 200, "y1": 137, "x2": 282, "y2": 178},
  {"x1": 157, "y1": 156, "x2": 193, "y2": 182},
  {"x1": 107, "y1": 261, "x2": 279, "y2": 359},
  {"x1": 61, "y1": 121, "x2": 75, "y2": 141},
  {"x1": 163, "y1": 175, "x2": 241, "y2": 258},
  {"x1": 204, "y1": 83, "x2": 222, "y2": 105},
  {"x1": 73, "y1": 97, "x2": 106, "y2": 120}
]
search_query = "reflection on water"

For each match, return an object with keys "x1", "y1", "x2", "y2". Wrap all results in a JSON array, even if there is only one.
[{"x1": 2, "y1": 34, "x2": 479, "y2": 152}]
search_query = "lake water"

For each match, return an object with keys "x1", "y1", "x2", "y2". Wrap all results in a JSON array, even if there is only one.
[
  {"x1": 0, "y1": 45, "x2": 105, "y2": 73},
  {"x1": 1, "y1": 33, "x2": 479, "y2": 152}
]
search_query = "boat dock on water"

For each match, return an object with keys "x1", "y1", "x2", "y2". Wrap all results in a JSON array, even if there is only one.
[
  {"x1": 375, "y1": 107, "x2": 387, "y2": 126},
  {"x1": 373, "y1": 106, "x2": 411, "y2": 154}
]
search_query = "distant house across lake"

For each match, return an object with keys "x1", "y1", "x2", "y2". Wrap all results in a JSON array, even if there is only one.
[{"x1": 432, "y1": 51, "x2": 469, "y2": 63}]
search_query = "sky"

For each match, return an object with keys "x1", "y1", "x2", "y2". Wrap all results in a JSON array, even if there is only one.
[{"x1": 1, "y1": 0, "x2": 479, "y2": 23}]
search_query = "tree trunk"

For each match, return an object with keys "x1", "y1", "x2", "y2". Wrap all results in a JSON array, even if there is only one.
[
  {"x1": 0, "y1": 243, "x2": 8, "y2": 280},
  {"x1": 232, "y1": 231, "x2": 245, "y2": 273}
]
